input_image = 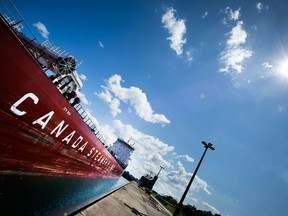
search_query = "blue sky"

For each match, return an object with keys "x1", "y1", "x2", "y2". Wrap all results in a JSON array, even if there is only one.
[{"x1": 4, "y1": 0, "x2": 288, "y2": 215}]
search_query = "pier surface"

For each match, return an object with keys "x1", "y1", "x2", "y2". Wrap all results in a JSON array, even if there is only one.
[{"x1": 74, "y1": 181, "x2": 172, "y2": 216}]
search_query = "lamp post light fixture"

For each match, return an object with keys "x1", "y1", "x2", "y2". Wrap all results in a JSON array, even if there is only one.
[
  {"x1": 173, "y1": 141, "x2": 215, "y2": 216},
  {"x1": 157, "y1": 166, "x2": 164, "y2": 176}
]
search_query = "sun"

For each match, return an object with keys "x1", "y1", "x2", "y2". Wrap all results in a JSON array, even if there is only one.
[{"x1": 279, "y1": 60, "x2": 288, "y2": 78}]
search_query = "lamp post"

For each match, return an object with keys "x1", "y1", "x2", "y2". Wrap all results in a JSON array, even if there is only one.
[
  {"x1": 173, "y1": 141, "x2": 215, "y2": 216},
  {"x1": 157, "y1": 166, "x2": 164, "y2": 176}
]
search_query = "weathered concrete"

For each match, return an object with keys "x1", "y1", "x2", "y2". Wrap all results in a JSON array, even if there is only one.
[{"x1": 74, "y1": 181, "x2": 172, "y2": 216}]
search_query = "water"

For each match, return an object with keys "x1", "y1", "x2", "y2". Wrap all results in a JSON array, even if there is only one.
[{"x1": 0, "y1": 174, "x2": 128, "y2": 216}]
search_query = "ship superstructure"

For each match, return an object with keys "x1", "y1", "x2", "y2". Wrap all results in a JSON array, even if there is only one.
[{"x1": 108, "y1": 138, "x2": 135, "y2": 169}]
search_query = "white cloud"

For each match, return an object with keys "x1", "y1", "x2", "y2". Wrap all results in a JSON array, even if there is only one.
[
  {"x1": 219, "y1": 47, "x2": 252, "y2": 73},
  {"x1": 33, "y1": 22, "x2": 49, "y2": 39},
  {"x1": 227, "y1": 21, "x2": 248, "y2": 46},
  {"x1": 219, "y1": 21, "x2": 253, "y2": 73},
  {"x1": 202, "y1": 202, "x2": 220, "y2": 215},
  {"x1": 166, "y1": 161, "x2": 212, "y2": 195},
  {"x1": 76, "y1": 91, "x2": 90, "y2": 105},
  {"x1": 187, "y1": 194, "x2": 199, "y2": 204},
  {"x1": 256, "y1": 2, "x2": 269, "y2": 12},
  {"x1": 162, "y1": 7, "x2": 187, "y2": 56},
  {"x1": 175, "y1": 154, "x2": 194, "y2": 163},
  {"x1": 97, "y1": 74, "x2": 170, "y2": 125},
  {"x1": 113, "y1": 120, "x2": 174, "y2": 155},
  {"x1": 95, "y1": 87, "x2": 121, "y2": 116},
  {"x1": 186, "y1": 51, "x2": 193, "y2": 63},
  {"x1": 202, "y1": 11, "x2": 208, "y2": 19},
  {"x1": 225, "y1": 7, "x2": 241, "y2": 21},
  {"x1": 79, "y1": 74, "x2": 88, "y2": 81},
  {"x1": 262, "y1": 62, "x2": 273, "y2": 68},
  {"x1": 111, "y1": 119, "x2": 174, "y2": 177},
  {"x1": 256, "y1": 2, "x2": 263, "y2": 11},
  {"x1": 99, "y1": 41, "x2": 104, "y2": 48}
]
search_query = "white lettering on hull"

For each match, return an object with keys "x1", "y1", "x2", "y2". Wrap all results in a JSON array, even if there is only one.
[
  {"x1": 9, "y1": 93, "x2": 116, "y2": 172},
  {"x1": 71, "y1": 136, "x2": 83, "y2": 148},
  {"x1": 87, "y1": 147, "x2": 95, "y2": 157},
  {"x1": 62, "y1": 130, "x2": 76, "y2": 144},
  {"x1": 50, "y1": 120, "x2": 69, "y2": 137},
  {"x1": 32, "y1": 111, "x2": 54, "y2": 129},
  {"x1": 10, "y1": 93, "x2": 39, "y2": 116}
]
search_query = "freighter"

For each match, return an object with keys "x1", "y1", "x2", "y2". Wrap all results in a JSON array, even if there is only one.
[{"x1": 0, "y1": 1, "x2": 134, "y2": 179}]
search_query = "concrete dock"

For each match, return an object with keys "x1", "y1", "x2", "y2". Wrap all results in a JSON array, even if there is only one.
[{"x1": 73, "y1": 181, "x2": 172, "y2": 216}]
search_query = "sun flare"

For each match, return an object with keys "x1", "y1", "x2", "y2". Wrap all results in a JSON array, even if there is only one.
[{"x1": 279, "y1": 60, "x2": 288, "y2": 77}]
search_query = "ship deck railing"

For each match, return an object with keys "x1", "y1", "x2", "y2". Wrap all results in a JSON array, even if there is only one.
[
  {"x1": 74, "y1": 104, "x2": 107, "y2": 147},
  {"x1": 0, "y1": 1, "x2": 58, "y2": 72}
]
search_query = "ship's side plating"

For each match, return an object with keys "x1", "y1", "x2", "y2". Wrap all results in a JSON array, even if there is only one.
[{"x1": 0, "y1": 15, "x2": 123, "y2": 178}]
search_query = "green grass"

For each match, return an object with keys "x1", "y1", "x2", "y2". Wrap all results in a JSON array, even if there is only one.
[
  {"x1": 152, "y1": 193, "x2": 176, "y2": 214},
  {"x1": 165, "y1": 204, "x2": 176, "y2": 214}
]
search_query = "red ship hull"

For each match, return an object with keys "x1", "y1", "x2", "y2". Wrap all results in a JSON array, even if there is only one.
[{"x1": 0, "y1": 15, "x2": 123, "y2": 178}]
